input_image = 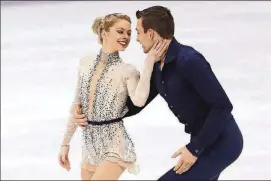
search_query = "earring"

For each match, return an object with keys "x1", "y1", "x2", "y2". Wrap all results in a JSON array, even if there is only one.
[{"x1": 104, "y1": 38, "x2": 108, "y2": 43}]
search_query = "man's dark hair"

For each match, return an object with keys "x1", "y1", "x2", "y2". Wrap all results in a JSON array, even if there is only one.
[{"x1": 136, "y1": 6, "x2": 174, "y2": 39}]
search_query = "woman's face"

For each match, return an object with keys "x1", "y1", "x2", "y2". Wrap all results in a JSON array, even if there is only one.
[{"x1": 103, "y1": 19, "x2": 132, "y2": 52}]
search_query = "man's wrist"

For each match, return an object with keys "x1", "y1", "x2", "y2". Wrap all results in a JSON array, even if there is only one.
[{"x1": 186, "y1": 140, "x2": 205, "y2": 157}]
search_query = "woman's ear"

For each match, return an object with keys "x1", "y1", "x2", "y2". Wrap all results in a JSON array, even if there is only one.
[
  {"x1": 101, "y1": 30, "x2": 107, "y2": 43},
  {"x1": 101, "y1": 30, "x2": 106, "y2": 39}
]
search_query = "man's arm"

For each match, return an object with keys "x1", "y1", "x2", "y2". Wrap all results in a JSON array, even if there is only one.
[
  {"x1": 124, "y1": 69, "x2": 158, "y2": 118},
  {"x1": 179, "y1": 52, "x2": 233, "y2": 157}
]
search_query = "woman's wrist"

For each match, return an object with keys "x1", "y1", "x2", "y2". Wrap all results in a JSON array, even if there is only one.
[{"x1": 61, "y1": 144, "x2": 70, "y2": 147}]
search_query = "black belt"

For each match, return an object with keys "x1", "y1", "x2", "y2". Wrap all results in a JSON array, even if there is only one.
[{"x1": 87, "y1": 118, "x2": 123, "y2": 125}]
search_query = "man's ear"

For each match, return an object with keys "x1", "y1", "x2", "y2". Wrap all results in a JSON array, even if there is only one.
[
  {"x1": 147, "y1": 29, "x2": 155, "y2": 39},
  {"x1": 153, "y1": 31, "x2": 163, "y2": 42}
]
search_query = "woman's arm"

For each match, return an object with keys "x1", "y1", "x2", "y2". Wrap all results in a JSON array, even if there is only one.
[
  {"x1": 125, "y1": 40, "x2": 167, "y2": 107},
  {"x1": 125, "y1": 59, "x2": 155, "y2": 107},
  {"x1": 61, "y1": 60, "x2": 82, "y2": 146}
]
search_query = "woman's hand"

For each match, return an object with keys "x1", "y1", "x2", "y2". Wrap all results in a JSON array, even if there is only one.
[
  {"x1": 146, "y1": 39, "x2": 168, "y2": 63},
  {"x1": 58, "y1": 145, "x2": 71, "y2": 171}
]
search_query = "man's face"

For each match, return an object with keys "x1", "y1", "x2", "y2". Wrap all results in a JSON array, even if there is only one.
[{"x1": 136, "y1": 18, "x2": 155, "y2": 53}]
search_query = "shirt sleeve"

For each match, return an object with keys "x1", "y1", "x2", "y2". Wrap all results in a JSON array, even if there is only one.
[{"x1": 178, "y1": 52, "x2": 233, "y2": 157}]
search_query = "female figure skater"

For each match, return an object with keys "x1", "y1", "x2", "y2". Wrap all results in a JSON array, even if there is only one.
[{"x1": 58, "y1": 13, "x2": 167, "y2": 180}]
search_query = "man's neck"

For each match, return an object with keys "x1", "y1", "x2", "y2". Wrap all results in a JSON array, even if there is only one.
[{"x1": 160, "y1": 38, "x2": 172, "y2": 64}]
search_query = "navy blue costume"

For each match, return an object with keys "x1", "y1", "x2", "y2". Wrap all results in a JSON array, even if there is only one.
[{"x1": 124, "y1": 37, "x2": 243, "y2": 180}]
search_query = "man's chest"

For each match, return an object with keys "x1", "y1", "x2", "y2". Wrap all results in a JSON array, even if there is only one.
[{"x1": 154, "y1": 62, "x2": 194, "y2": 104}]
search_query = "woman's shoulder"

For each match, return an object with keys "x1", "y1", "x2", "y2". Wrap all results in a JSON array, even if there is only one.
[
  {"x1": 79, "y1": 54, "x2": 97, "y2": 66},
  {"x1": 76, "y1": 54, "x2": 97, "y2": 74},
  {"x1": 119, "y1": 62, "x2": 140, "y2": 78}
]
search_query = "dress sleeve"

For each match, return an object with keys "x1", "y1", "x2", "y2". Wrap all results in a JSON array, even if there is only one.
[
  {"x1": 125, "y1": 60, "x2": 155, "y2": 107},
  {"x1": 61, "y1": 59, "x2": 82, "y2": 145}
]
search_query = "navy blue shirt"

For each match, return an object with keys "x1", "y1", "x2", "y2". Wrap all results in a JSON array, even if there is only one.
[{"x1": 124, "y1": 37, "x2": 234, "y2": 157}]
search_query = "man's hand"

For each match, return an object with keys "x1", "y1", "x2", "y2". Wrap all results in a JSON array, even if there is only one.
[
  {"x1": 73, "y1": 104, "x2": 88, "y2": 129},
  {"x1": 171, "y1": 146, "x2": 198, "y2": 174}
]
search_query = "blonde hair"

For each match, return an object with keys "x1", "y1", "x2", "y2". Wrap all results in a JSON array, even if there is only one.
[{"x1": 92, "y1": 13, "x2": 131, "y2": 44}]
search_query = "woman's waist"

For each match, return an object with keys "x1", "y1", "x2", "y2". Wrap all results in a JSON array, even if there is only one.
[
  {"x1": 83, "y1": 106, "x2": 128, "y2": 120},
  {"x1": 87, "y1": 117, "x2": 124, "y2": 126}
]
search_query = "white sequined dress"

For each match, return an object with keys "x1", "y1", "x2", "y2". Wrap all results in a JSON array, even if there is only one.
[{"x1": 61, "y1": 49, "x2": 154, "y2": 174}]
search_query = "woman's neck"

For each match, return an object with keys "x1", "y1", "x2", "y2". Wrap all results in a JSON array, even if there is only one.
[{"x1": 102, "y1": 43, "x2": 117, "y2": 54}]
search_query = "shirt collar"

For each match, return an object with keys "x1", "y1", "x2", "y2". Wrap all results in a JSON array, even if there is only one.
[{"x1": 164, "y1": 36, "x2": 179, "y2": 64}]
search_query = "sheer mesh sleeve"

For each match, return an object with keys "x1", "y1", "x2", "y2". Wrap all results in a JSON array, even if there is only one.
[
  {"x1": 125, "y1": 60, "x2": 155, "y2": 107},
  {"x1": 61, "y1": 60, "x2": 82, "y2": 145}
]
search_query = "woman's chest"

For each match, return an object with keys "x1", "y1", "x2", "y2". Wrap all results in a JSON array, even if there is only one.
[{"x1": 80, "y1": 63, "x2": 127, "y2": 94}]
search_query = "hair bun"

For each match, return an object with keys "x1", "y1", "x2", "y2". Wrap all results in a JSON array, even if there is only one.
[{"x1": 92, "y1": 16, "x2": 104, "y2": 35}]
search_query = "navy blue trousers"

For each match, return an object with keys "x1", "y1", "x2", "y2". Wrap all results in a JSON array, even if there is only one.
[{"x1": 158, "y1": 118, "x2": 243, "y2": 180}]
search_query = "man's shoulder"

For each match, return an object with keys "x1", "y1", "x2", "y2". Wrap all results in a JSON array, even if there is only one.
[
  {"x1": 176, "y1": 43, "x2": 207, "y2": 68},
  {"x1": 178, "y1": 43, "x2": 203, "y2": 59}
]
